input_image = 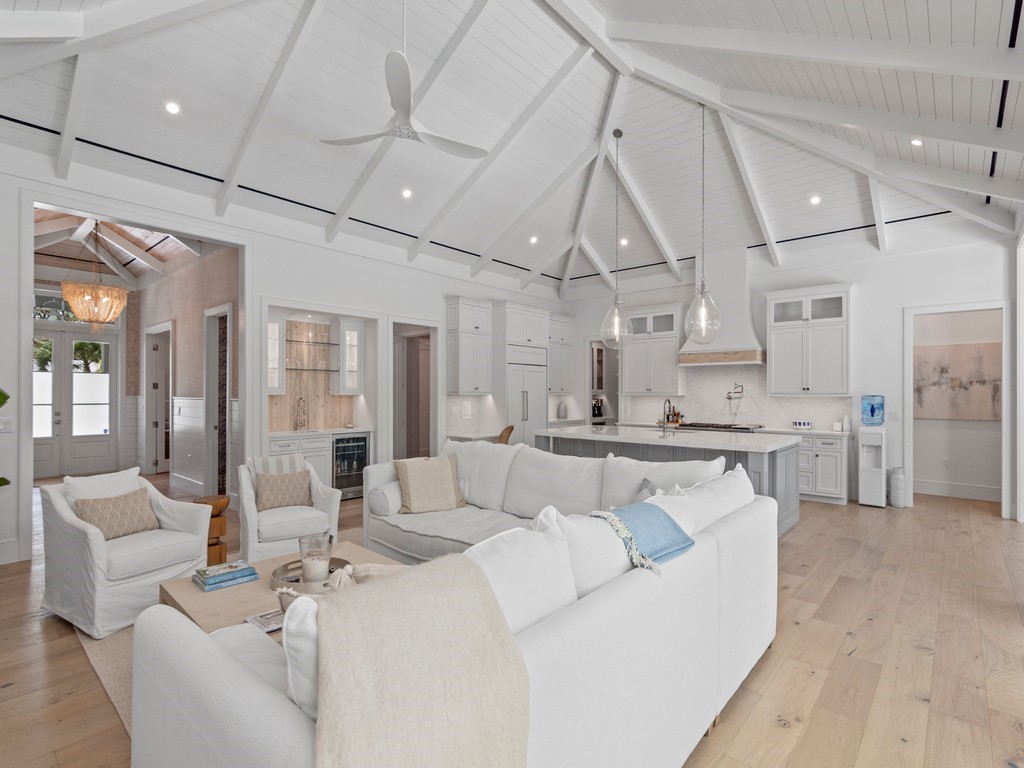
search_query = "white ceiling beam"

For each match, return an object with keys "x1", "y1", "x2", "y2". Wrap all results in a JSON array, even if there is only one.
[
  {"x1": 324, "y1": 0, "x2": 493, "y2": 241},
  {"x1": 520, "y1": 235, "x2": 574, "y2": 288},
  {"x1": 473, "y1": 143, "x2": 599, "y2": 276},
  {"x1": 34, "y1": 230, "x2": 75, "y2": 250},
  {"x1": 579, "y1": 236, "x2": 615, "y2": 291},
  {"x1": 631, "y1": 51, "x2": 1016, "y2": 236},
  {"x1": 723, "y1": 88, "x2": 1024, "y2": 157},
  {"x1": 560, "y1": 72, "x2": 625, "y2": 300},
  {"x1": 719, "y1": 114, "x2": 781, "y2": 267},
  {"x1": 216, "y1": 0, "x2": 323, "y2": 216},
  {"x1": 0, "y1": 11, "x2": 83, "y2": 41},
  {"x1": 875, "y1": 156, "x2": 1024, "y2": 203},
  {"x1": 867, "y1": 177, "x2": 888, "y2": 253},
  {"x1": 79, "y1": 237, "x2": 139, "y2": 289},
  {"x1": 98, "y1": 224, "x2": 166, "y2": 274},
  {"x1": 36, "y1": 264, "x2": 130, "y2": 287},
  {"x1": 35, "y1": 215, "x2": 81, "y2": 236},
  {"x1": 172, "y1": 236, "x2": 222, "y2": 258},
  {"x1": 0, "y1": 0, "x2": 248, "y2": 79},
  {"x1": 68, "y1": 217, "x2": 96, "y2": 244},
  {"x1": 609, "y1": 142, "x2": 683, "y2": 280},
  {"x1": 55, "y1": 52, "x2": 92, "y2": 180},
  {"x1": 408, "y1": 44, "x2": 593, "y2": 262},
  {"x1": 607, "y1": 21, "x2": 1024, "y2": 81},
  {"x1": 538, "y1": 0, "x2": 632, "y2": 75}
]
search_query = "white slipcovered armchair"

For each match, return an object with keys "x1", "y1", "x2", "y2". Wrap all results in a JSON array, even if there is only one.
[
  {"x1": 237, "y1": 455, "x2": 341, "y2": 562},
  {"x1": 41, "y1": 470, "x2": 210, "y2": 639}
]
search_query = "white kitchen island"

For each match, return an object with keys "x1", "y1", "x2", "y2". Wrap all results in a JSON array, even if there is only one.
[{"x1": 534, "y1": 425, "x2": 802, "y2": 536}]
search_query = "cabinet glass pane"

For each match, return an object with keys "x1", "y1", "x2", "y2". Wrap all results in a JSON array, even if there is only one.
[
  {"x1": 345, "y1": 329, "x2": 359, "y2": 390},
  {"x1": 267, "y1": 321, "x2": 280, "y2": 388},
  {"x1": 809, "y1": 295, "x2": 844, "y2": 321},
  {"x1": 772, "y1": 300, "x2": 804, "y2": 323},
  {"x1": 652, "y1": 313, "x2": 675, "y2": 333},
  {"x1": 630, "y1": 316, "x2": 649, "y2": 334}
]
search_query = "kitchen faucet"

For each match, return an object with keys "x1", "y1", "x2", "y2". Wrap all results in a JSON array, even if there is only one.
[{"x1": 661, "y1": 399, "x2": 672, "y2": 438}]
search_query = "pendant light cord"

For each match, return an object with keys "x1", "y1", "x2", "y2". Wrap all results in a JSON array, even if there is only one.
[
  {"x1": 700, "y1": 103, "x2": 706, "y2": 292},
  {"x1": 402, "y1": 0, "x2": 407, "y2": 54},
  {"x1": 614, "y1": 132, "x2": 620, "y2": 295}
]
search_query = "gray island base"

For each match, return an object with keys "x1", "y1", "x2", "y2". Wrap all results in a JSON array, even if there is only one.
[{"x1": 534, "y1": 425, "x2": 802, "y2": 537}]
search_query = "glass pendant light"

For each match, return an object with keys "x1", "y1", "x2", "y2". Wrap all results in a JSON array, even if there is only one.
[
  {"x1": 684, "y1": 104, "x2": 721, "y2": 345},
  {"x1": 600, "y1": 128, "x2": 632, "y2": 350}
]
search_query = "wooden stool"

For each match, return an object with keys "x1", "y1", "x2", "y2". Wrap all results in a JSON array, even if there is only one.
[{"x1": 194, "y1": 495, "x2": 230, "y2": 566}]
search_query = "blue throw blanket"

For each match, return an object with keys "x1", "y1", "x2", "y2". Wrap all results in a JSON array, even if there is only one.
[{"x1": 591, "y1": 502, "x2": 694, "y2": 574}]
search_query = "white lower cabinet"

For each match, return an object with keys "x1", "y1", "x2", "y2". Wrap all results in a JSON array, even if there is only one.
[
  {"x1": 270, "y1": 434, "x2": 332, "y2": 485},
  {"x1": 792, "y1": 434, "x2": 849, "y2": 503}
]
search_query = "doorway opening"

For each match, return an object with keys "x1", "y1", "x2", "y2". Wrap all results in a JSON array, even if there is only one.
[
  {"x1": 903, "y1": 302, "x2": 1010, "y2": 518},
  {"x1": 393, "y1": 323, "x2": 434, "y2": 460},
  {"x1": 144, "y1": 323, "x2": 172, "y2": 474},
  {"x1": 588, "y1": 338, "x2": 619, "y2": 426}
]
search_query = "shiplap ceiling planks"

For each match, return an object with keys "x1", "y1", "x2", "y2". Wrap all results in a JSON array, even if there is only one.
[{"x1": 1, "y1": 0, "x2": 1021, "y2": 295}]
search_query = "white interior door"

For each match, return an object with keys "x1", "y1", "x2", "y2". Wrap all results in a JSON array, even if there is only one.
[{"x1": 32, "y1": 333, "x2": 60, "y2": 478}]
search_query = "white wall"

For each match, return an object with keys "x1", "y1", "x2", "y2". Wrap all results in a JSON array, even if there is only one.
[{"x1": 913, "y1": 309, "x2": 1003, "y2": 501}]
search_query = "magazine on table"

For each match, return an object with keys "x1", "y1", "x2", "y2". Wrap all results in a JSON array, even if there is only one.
[{"x1": 244, "y1": 608, "x2": 285, "y2": 633}]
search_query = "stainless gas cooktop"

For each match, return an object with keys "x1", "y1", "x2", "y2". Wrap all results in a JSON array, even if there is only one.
[{"x1": 675, "y1": 422, "x2": 763, "y2": 433}]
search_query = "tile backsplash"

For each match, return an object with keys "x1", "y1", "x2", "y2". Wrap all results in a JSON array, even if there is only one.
[{"x1": 623, "y1": 364, "x2": 851, "y2": 430}]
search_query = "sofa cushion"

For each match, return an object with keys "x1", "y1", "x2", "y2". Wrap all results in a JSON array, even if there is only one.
[
  {"x1": 369, "y1": 506, "x2": 531, "y2": 561},
  {"x1": 258, "y1": 506, "x2": 330, "y2": 542},
  {"x1": 395, "y1": 455, "x2": 465, "y2": 514},
  {"x1": 367, "y1": 480, "x2": 402, "y2": 517},
  {"x1": 465, "y1": 506, "x2": 576, "y2": 634},
  {"x1": 441, "y1": 440, "x2": 523, "y2": 510},
  {"x1": 105, "y1": 529, "x2": 201, "y2": 581},
  {"x1": 282, "y1": 595, "x2": 320, "y2": 719},
  {"x1": 555, "y1": 512, "x2": 632, "y2": 598},
  {"x1": 601, "y1": 454, "x2": 726, "y2": 510},
  {"x1": 74, "y1": 486, "x2": 160, "y2": 540},
  {"x1": 504, "y1": 446, "x2": 603, "y2": 519},
  {"x1": 64, "y1": 466, "x2": 141, "y2": 507},
  {"x1": 649, "y1": 465, "x2": 756, "y2": 535},
  {"x1": 255, "y1": 469, "x2": 312, "y2": 512}
]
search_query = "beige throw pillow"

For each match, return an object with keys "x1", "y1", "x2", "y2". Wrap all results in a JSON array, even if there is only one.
[
  {"x1": 394, "y1": 455, "x2": 465, "y2": 514},
  {"x1": 256, "y1": 469, "x2": 312, "y2": 512},
  {"x1": 74, "y1": 486, "x2": 160, "y2": 540}
]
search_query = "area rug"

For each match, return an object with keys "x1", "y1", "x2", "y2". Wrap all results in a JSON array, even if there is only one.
[{"x1": 76, "y1": 626, "x2": 133, "y2": 734}]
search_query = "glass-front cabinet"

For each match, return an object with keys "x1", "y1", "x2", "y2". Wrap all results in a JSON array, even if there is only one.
[
  {"x1": 267, "y1": 316, "x2": 285, "y2": 394},
  {"x1": 332, "y1": 319, "x2": 362, "y2": 395},
  {"x1": 628, "y1": 310, "x2": 677, "y2": 337}
]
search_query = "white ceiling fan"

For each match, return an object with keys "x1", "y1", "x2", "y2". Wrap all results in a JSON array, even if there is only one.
[{"x1": 321, "y1": 0, "x2": 488, "y2": 160}]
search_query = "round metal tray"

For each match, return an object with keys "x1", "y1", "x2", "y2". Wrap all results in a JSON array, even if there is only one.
[{"x1": 270, "y1": 557, "x2": 350, "y2": 593}]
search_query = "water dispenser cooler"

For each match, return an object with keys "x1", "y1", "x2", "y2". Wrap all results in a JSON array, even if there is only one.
[{"x1": 858, "y1": 426, "x2": 887, "y2": 507}]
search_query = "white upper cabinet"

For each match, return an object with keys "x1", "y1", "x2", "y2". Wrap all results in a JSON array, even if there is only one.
[
  {"x1": 446, "y1": 297, "x2": 493, "y2": 395},
  {"x1": 622, "y1": 306, "x2": 683, "y2": 396},
  {"x1": 548, "y1": 315, "x2": 574, "y2": 344},
  {"x1": 267, "y1": 316, "x2": 285, "y2": 395},
  {"x1": 506, "y1": 304, "x2": 549, "y2": 347},
  {"x1": 766, "y1": 284, "x2": 851, "y2": 396},
  {"x1": 330, "y1": 318, "x2": 363, "y2": 395},
  {"x1": 628, "y1": 309, "x2": 677, "y2": 337}
]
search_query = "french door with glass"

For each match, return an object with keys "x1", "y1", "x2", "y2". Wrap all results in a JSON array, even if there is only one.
[{"x1": 33, "y1": 329, "x2": 119, "y2": 478}]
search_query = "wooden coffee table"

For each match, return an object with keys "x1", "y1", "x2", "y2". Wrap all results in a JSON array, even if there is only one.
[{"x1": 159, "y1": 540, "x2": 398, "y2": 635}]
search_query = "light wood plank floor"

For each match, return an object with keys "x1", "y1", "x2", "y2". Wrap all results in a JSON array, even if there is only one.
[{"x1": 4, "y1": 490, "x2": 1024, "y2": 766}]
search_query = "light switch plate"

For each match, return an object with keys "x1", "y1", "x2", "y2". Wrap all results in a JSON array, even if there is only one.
[{"x1": 0, "y1": 417, "x2": 13, "y2": 433}]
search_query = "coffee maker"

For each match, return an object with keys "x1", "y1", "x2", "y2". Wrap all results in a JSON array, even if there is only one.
[{"x1": 592, "y1": 397, "x2": 603, "y2": 418}]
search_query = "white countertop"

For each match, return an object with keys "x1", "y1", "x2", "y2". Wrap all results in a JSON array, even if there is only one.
[
  {"x1": 447, "y1": 432, "x2": 501, "y2": 441},
  {"x1": 535, "y1": 425, "x2": 801, "y2": 453},
  {"x1": 269, "y1": 427, "x2": 374, "y2": 438},
  {"x1": 760, "y1": 427, "x2": 852, "y2": 438}
]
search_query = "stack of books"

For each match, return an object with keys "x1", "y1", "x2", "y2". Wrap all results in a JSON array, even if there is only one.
[{"x1": 192, "y1": 559, "x2": 258, "y2": 591}]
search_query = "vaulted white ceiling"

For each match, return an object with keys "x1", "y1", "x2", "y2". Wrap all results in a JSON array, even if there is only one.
[{"x1": 2, "y1": 0, "x2": 1021, "y2": 295}]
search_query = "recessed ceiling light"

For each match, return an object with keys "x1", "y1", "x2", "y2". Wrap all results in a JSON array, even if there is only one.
[
  {"x1": 911, "y1": 138, "x2": 923, "y2": 146},
  {"x1": 809, "y1": 195, "x2": 821, "y2": 205},
  {"x1": 401, "y1": 188, "x2": 412, "y2": 199},
  {"x1": 529, "y1": 236, "x2": 538, "y2": 244},
  {"x1": 165, "y1": 102, "x2": 180, "y2": 115},
  {"x1": 620, "y1": 237, "x2": 628, "y2": 246}
]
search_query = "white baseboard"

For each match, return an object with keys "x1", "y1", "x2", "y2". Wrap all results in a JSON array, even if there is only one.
[
  {"x1": 170, "y1": 473, "x2": 205, "y2": 496},
  {"x1": 0, "y1": 538, "x2": 22, "y2": 566},
  {"x1": 229, "y1": 491, "x2": 239, "y2": 511},
  {"x1": 913, "y1": 479, "x2": 1000, "y2": 502}
]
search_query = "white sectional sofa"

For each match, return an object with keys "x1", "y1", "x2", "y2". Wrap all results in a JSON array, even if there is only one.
[{"x1": 131, "y1": 442, "x2": 779, "y2": 768}]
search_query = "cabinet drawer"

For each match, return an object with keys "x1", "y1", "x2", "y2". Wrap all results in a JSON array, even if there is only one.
[
  {"x1": 815, "y1": 437, "x2": 842, "y2": 450},
  {"x1": 800, "y1": 436, "x2": 814, "y2": 449},
  {"x1": 300, "y1": 436, "x2": 331, "y2": 452},
  {"x1": 269, "y1": 439, "x2": 299, "y2": 454}
]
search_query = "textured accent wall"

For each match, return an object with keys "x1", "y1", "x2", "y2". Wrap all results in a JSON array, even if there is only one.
[
  {"x1": 137, "y1": 247, "x2": 239, "y2": 399},
  {"x1": 124, "y1": 292, "x2": 141, "y2": 397}
]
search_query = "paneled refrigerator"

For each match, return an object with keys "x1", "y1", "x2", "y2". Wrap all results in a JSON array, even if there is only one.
[{"x1": 507, "y1": 363, "x2": 547, "y2": 447}]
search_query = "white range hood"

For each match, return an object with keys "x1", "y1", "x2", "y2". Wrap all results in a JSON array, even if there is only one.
[{"x1": 678, "y1": 247, "x2": 765, "y2": 366}]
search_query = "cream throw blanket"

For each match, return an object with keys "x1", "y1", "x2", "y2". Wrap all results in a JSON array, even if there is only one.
[{"x1": 315, "y1": 554, "x2": 529, "y2": 768}]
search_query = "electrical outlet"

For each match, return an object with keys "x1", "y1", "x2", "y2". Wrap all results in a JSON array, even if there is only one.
[
  {"x1": 0, "y1": 417, "x2": 12, "y2": 433},
  {"x1": 889, "y1": 410, "x2": 900, "y2": 421},
  {"x1": 942, "y1": 457, "x2": 950, "y2": 468}
]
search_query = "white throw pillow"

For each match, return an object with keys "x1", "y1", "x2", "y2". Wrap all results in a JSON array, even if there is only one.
[
  {"x1": 441, "y1": 439, "x2": 523, "y2": 510},
  {"x1": 556, "y1": 512, "x2": 631, "y2": 598},
  {"x1": 64, "y1": 466, "x2": 141, "y2": 507},
  {"x1": 464, "y1": 506, "x2": 577, "y2": 634},
  {"x1": 503, "y1": 446, "x2": 604, "y2": 519},
  {"x1": 649, "y1": 465, "x2": 756, "y2": 535},
  {"x1": 282, "y1": 596, "x2": 320, "y2": 719},
  {"x1": 367, "y1": 480, "x2": 402, "y2": 517},
  {"x1": 601, "y1": 454, "x2": 726, "y2": 510}
]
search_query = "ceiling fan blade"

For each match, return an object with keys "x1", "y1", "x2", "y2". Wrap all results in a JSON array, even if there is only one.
[
  {"x1": 385, "y1": 50, "x2": 413, "y2": 123},
  {"x1": 415, "y1": 130, "x2": 488, "y2": 159},
  {"x1": 320, "y1": 131, "x2": 390, "y2": 147}
]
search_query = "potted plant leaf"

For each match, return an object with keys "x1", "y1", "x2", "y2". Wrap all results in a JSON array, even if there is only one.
[{"x1": 0, "y1": 387, "x2": 8, "y2": 488}]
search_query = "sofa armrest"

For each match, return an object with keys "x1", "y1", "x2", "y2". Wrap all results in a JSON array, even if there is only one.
[
  {"x1": 144, "y1": 479, "x2": 211, "y2": 541},
  {"x1": 309, "y1": 465, "x2": 342, "y2": 543},
  {"x1": 366, "y1": 480, "x2": 402, "y2": 517},
  {"x1": 132, "y1": 605, "x2": 314, "y2": 768},
  {"x1": 362, "y1": 462, "x2": 398, "y2": 545}
]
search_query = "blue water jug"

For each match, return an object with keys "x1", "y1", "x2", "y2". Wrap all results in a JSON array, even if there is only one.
[{"x1": 861, "y1": 395, "x2": 884, "y2": 425}]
